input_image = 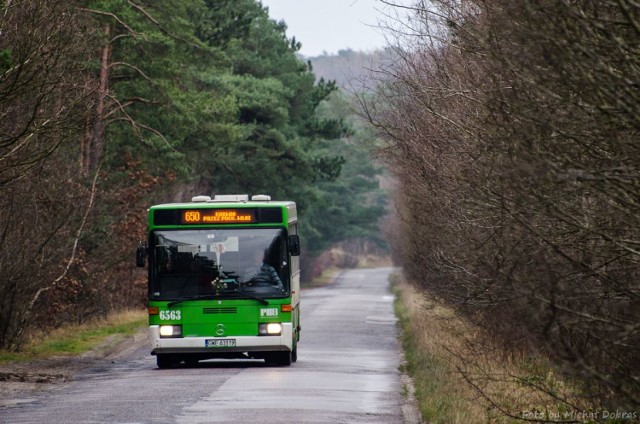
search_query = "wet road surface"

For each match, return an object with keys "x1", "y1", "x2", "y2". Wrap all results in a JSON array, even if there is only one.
[{"x1": 1, "y1": 267, "x2": 404, "y2": 424}]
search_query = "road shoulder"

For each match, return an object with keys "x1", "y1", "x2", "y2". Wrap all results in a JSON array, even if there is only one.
[{"x1": 0, "y1": 328, "x2": 148, "y2": 409}]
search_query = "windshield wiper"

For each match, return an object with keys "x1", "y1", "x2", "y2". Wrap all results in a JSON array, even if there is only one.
[
  {"x1": 168, "y1": 294, "x2": 216, "y2": 307},
  {"x1": 232, "y1": 289, "x2": 269, "y2": 305},
  {"x1": 167, "y1": 290, "x2": 269, "y2": 307}
]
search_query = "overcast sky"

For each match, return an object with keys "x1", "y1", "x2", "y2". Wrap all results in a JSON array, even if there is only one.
[{"x1": 259, "y1": 0, "x2": 405, "y2": 57}]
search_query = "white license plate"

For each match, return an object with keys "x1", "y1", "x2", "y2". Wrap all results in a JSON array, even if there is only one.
[{"x1": 205, "y1": 339, "x2": 236, "y2": 348}]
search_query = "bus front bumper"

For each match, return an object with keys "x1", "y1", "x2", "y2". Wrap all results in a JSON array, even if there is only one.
[{"x1": 149, "y1": 324, "x2": 293, "y2": 355}]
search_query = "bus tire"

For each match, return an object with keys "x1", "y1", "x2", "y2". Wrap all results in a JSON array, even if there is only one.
[
  {"x1": 185, "y1": 358, "x2": 199, "y2": 367},
  {"x1": 267, "y1": 351, "x2": 292, "y2": 366},
  {"x1": 291, "y1": 345, "x2": 298, "y2": 363},
  {"x1": 156, "y1": 354, "x2": 174, "y2": 369}
]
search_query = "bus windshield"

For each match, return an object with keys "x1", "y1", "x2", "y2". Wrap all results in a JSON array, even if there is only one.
[{"x1": 149, "y1": 228, "x2": 289, "y2": 300}]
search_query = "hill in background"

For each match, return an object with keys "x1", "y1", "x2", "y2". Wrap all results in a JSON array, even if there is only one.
[{"x1": 304, "y1": 48, "x2": 394, "y2": 91}]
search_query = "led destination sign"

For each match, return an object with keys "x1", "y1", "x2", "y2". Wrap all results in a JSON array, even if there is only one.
[
  {"x1": 153, "y1": 207, "x2": 282, "y2": 226},
  {"x1": 181, "y1": 209, "x2": 256, "y2": 224}
]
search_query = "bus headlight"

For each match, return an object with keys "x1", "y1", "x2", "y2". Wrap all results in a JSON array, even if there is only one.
[
  {"x1": 259, "y1": 323, "x2": 282, "y2": 336},
  {"x1": 159, "y1": 325, "x2": 182, "y2": 338}
]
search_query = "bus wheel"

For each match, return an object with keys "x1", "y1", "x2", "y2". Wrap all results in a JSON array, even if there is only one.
[
  {"x1": 185, "y1": 358, "x2": 199, "y2": 367},
  {"x1": 267, "y1": 351, "x2": 292, "y2": 367},
  {"x1": 156, "y1": 354, "x2": 174, "y2": 369},
  {"x1": 291, "y1": 345, "x2": 298, "y2": 363}
]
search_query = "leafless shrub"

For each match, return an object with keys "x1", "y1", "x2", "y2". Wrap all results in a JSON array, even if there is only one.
[
  {"x1": 0, "y1": 144, "x2": 89, "y2": 348},
  {"x1": 368, "y1": 0, "x2": 640, "y2": 413},
  {"x1": 0, "y1": 0, "x2": 98, "y2": 349},
  {"x1": 0, "y1": 0, "x2": 96, "y2": 187}
]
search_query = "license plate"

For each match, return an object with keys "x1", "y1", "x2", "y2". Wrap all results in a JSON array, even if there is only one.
[{"x1": 205, "y1": 339, "x2": 236, "y2": 348}]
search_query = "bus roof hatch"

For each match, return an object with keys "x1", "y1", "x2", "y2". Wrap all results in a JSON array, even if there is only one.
[
  {"x1": 251, "y1": 194, "x2": 271, "y2": 201},
  {"x1": 212, "y1": 194, "x2": 249, "y2": 202}
]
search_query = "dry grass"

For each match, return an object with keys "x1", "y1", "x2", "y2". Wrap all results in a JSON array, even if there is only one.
[
  {"x1": 394, "y1": 276, "x2": 486, "y2": 423},
  {"x1": 304, "y1": 250, "x2": 393, "y2": 289},
  {"x1": 0, "y1": 309, "x2": 147, "y2": 363},
  {"x1": 393, "y1": 273, "x2": 590, "y2": 423},
  {"x1": 356, "y1": 254, "x2": 394, "y2": 268},
  {"x1": 304, "y1": 266, "x2": 343, "y2": 288}
]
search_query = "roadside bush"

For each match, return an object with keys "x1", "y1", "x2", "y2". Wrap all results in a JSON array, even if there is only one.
[{"x1": 368, "y1": 0, "x2": 640, "y2": 412}]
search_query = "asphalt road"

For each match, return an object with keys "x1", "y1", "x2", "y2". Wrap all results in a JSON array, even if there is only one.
[{"x1": 1, "y1": 267, "x2": 408, "y2": 424}]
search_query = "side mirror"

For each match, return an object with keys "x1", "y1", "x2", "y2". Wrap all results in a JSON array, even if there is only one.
[
  {"x1": 136, "y1": 242, "x2": 147, "y2": 267},
  {"x1": 288, "y1": 235, "x2": 300, "y2": 257}
]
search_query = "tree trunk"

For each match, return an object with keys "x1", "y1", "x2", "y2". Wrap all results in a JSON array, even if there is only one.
[{"x1": 81, "y1": 23, "x2": 111, "y2": 176}]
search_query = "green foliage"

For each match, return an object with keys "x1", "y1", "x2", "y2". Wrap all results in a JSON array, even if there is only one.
[
  {"x1": 0, "y1": 48, "x2": 11, "y2": 73},
  {"x1": 83, "y1": 0, "x2": 229, "y2": 176},
  {"x1": 89, "y1": 0, "x2": 385, "y2": 257},
  {"x1": 0, "y1": 0, "x2": 387, "y2": 350},
  {"x1": 301, "y1": 91, "x2": 388, "y2": 254},
  {"x1": 185, "y1": 0, "x2": 385, "y2": 255}
]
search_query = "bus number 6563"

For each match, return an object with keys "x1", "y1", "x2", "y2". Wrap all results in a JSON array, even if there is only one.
[{"x1": 159, "y1": 310, "x2": 181, "y2": 320}]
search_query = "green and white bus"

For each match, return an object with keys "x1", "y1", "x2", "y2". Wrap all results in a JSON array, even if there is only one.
[{"x1": 136, "y1": 194, "x2": 301, "y2": 368}]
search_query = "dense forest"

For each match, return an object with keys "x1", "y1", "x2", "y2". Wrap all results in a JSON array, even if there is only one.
[
  {"x1": 0, "y1": 0, "x2": 386, "y2": 350},
  {"x1": 366, "y1": 0, "x2": 640, "y2": 413},
  {"x1": 3, "y1": 0, "x2": 639, "y2": 416}
]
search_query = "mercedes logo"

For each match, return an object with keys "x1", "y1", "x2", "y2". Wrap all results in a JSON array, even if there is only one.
[{"x1": 215, "y1": 323, "x2": 225, "y2": 336}]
